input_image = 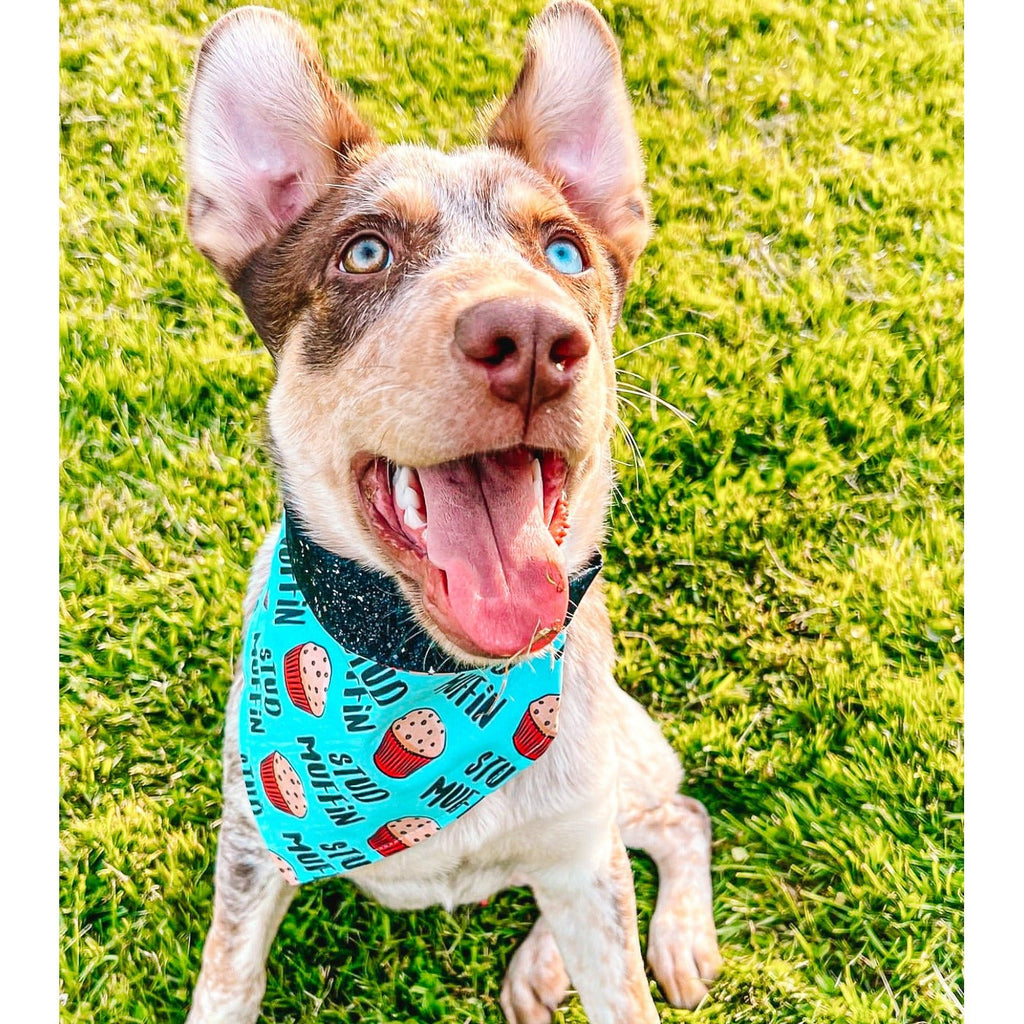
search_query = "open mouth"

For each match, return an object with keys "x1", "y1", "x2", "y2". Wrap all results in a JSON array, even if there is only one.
[{"x1": 354, "y1": 446, "x2": 571, "y2": 660}]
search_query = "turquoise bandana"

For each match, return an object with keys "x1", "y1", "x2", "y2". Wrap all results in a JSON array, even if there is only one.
[{"x1": 240, "y1": 511, "x2": 602, "y2": 885}]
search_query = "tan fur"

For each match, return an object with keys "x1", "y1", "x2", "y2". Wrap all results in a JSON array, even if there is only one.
[
  {"x1": 183, "y1": 4, "x2": 720, "y2": 1021},
  {"x1": 366, "y1": 179, "x2": 440, "y2": 225}
]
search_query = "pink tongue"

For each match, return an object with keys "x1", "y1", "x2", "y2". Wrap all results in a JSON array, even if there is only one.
[{"x1": 416, "y1": 449, "x2": 568, "y2": 656}]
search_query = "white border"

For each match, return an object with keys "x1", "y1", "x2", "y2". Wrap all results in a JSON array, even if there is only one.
[
  {"x1": 964, "y1": 3, "x2": 1022, "y2": 1021},
  {"x1": 5, "y1": 1, "x2": 58, "y2": 1016}
]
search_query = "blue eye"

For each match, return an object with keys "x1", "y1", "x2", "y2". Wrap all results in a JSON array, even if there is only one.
[
  {"x1": 341, "y1": 234, "x2": 392, "y2": 273},
  {"x1": 544, "y1": 238, "x2": 585, "y2": 275}
]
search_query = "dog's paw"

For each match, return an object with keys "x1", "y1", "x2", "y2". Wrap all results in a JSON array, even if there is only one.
[
  {"x1": 500, "y1": 918, "x2": 571, "y2": 1024},
  {"x1": 646, "y1": 905, "x2": 723, "y2": 1010}
]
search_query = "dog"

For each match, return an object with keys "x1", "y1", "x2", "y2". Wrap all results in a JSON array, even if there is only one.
[{"x1": 182, "y1": 3, "x2": 721, "y2": 1021}]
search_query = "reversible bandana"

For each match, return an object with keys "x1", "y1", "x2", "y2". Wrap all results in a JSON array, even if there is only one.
[{"x1": 240, "y1": 511, "x2": 602, "y2": 885}]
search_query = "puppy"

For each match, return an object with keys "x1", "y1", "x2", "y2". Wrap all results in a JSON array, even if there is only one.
[{"x1": 183, "y1": 3, "x2": 721, "y2": 1021}]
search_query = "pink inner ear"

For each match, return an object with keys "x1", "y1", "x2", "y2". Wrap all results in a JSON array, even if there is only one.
[
  {"x1": 558, "y1": 157, "x2": 595, "y2": 205},
  {"x1": 226, "y1": 97, "x2": 322, "y2": 228},
  {"x1": 547, "y1": 132, "x2": 605, "y2": 207},
  {"x1": 265, "y1": 172, "x2": 310, "y2": 224}
]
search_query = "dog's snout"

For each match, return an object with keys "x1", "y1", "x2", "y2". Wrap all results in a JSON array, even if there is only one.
[{"x1": 454, "y1": 298, "x2": 590, "y2": 413}]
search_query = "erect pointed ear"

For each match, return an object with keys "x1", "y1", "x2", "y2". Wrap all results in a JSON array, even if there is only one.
[
  {"x1": 487, "y1": 1, "x2": 650, "y2": 279},
  {"x1": 184, "y1": 6, "x2": 376, "y2": 281}
]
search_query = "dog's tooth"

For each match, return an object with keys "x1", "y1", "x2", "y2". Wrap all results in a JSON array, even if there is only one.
[
  {"x1": 398, "y1": 485, "x2": 422, "y2": 511},
  {"x1": 403, "y1": 505, "x2": 426, "y2": 531},
  {"x1": 408, "y1": 468, "x2": 424, "y2": 509},
  {"x1": 532, "y1": 458, "x2": 544, "y2": 515},
  {"x1": 392, "y1": 466, "x2": 424, "y2": 514}
]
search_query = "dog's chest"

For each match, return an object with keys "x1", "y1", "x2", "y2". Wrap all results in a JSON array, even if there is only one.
[{"x1": 343, "y1": 771, "x2": 599, "y2": 911}]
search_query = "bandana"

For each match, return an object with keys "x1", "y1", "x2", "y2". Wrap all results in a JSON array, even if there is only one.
[{"x1": 239, "y1": 510, "x2": 602, "y2": 885}]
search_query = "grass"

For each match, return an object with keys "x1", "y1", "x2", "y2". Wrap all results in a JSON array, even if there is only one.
[{"x1": 59, "y1": 0, "x2": 963, "y2": 1021}]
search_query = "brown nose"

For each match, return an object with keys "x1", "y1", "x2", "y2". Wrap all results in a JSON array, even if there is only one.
[{"x1": 453, "y1": 298, "x2": 591, "y2": 414}]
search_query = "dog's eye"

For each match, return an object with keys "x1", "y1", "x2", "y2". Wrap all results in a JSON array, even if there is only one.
[
  {"x1": 544, "y1": 238, "x2": 585, "y2": 275},
  {"x1": 340, "y1": 234, "x2": 393, "y2": 274}
]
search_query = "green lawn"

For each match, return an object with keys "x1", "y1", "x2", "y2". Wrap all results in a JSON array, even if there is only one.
[{"x1": 59, "y1": 1, "x2": 963, "y2": 1021}]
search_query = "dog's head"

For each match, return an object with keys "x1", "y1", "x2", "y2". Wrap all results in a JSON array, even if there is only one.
[{"x1": 184, "y1": 1, "x2": 649, "y2": 664}]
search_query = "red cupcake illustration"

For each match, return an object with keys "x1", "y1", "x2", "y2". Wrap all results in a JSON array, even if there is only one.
[
  {"x1": 373, "y1": 708, "x2": 446, "y2": 778},
  {"x1": 367, "y1": 816, "x2": 439, "y2": 857},
  {"x1": 260, "y1": 751, "x2": 308, "y2": 817},
  {"x1": 512, "y1": 694, "x2": 560, "y2": 759},
  {"x1": 283, "y1": 642, "x2": 331, "y2": 716},
  {"x1": 269, "y1": 852, "x2": 299, "y2": 886}
]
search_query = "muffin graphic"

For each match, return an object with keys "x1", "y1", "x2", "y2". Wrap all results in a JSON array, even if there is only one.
[
  {"x1": 367, "y1": 816, "x2": 439, "y2": 857},
  {"x1": 512, "y1": 694, "x2": 560, "y2": 760},
  {"x1": 283, "y1": 642, "x2": 331, "y2": 716},
  {"x1": 260, "y1": 751, "x2": 308, "y2": 817},
  {"x1": 373, "y1": 708, "x2": 446, "y2": 778},
  {"x1": 269, "y1": 852, "x2": 299, "y2": 886}
]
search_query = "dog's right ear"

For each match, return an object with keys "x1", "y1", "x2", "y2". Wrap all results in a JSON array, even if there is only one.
[{"x1": 184, "y1": 6, "x2": 375, "y2": 282}]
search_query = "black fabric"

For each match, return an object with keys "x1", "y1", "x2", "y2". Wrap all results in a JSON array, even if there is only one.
[{"x1": 283, "y1": 509, "x2": 602, "y2": 674}]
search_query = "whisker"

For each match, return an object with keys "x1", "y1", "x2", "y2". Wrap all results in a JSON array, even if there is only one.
[
  {"x1": 614, "y1": 331, "x2": 708, "y2": 362},
  {"x1": 616, "y1": 393, "x2": 645, "y2": 416},
  {"x1": 613, "y1": 411, "x2": 647, "y2": 489},
  {"x1": 352, "y1": 381, "x2": 408, "y2": 402},
  {"x1": 617, "y1": 383, "x2": 696, "y2": 427},
  {"x1": 611, "y1": 481, "x2": 639, "y2": 527},
  {"x1": 371, "y1": 406, "x2": 416, "y2": 454}
]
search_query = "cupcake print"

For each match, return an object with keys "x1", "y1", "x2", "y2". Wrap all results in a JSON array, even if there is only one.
[
  {"x1": 269, "y1": 852, "x2": 299, "y2": 886},
  {"x1": 512, "y1": 694, "x2": 560, "y2": 760},
  {"x1": 367, "y1": 816, "x2": 439, "y2": 857},
  {"x1": 283, "y1": 642, "x2": 331, "y2": 717},
  {"x1": 260, "y1": 751, "x2": 308, "y2": 817},
  {"x1": 373, "y1": 708, "x2": 446, "y2": 778}
]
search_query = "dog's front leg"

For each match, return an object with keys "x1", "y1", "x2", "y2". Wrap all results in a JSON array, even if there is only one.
[
  {"x1": 187, "y1": 686, "x2": 296, "y2": 1024},
  {"x1": 186, "y1": 820, "x2": 294, "y2": 1023},
  {"x1": 529, "y1": 826, "x2": 658, "y2": 1024},
  {"x1": 187, "y1": 795, "x2": 295, "y2": 1024}
]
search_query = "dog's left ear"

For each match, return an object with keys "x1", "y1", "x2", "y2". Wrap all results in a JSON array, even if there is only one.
[{"x1": 488, "y1": 0, "x2": 650, "y2": 279}]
